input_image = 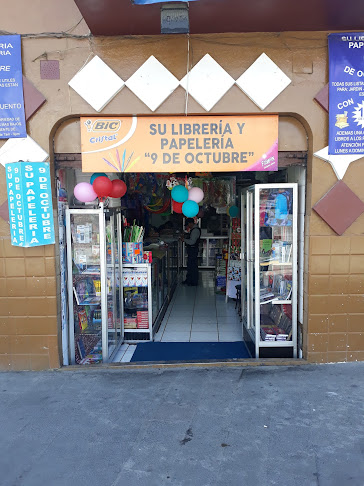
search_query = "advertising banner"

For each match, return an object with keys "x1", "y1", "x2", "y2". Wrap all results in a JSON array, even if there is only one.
[
  {"x1": 328, "y1": 32, "x2": 364, "y2": 155},
  {"x1": 0, "y1": 35, "x2": 26, "y2": 139},
  {"x1": 81, "y1": 115, "x2": 278, "y2": 173},
  {"x1": 5, "y1": 162, "x2": 55, "y2": 247}
]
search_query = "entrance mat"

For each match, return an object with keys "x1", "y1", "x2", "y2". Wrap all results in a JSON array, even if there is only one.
[{"x1": 130, "y1": 341, "x2": 251, "y2": 362}]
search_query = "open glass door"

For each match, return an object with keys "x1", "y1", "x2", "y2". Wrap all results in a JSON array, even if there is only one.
[
  {"x1": 105, "y1": 208, "x2": 123, "y2": 361},
  {"x1": 245, "y1": 187, "x2": 256, "y2": 354},
  {"x1": 240, "y1": 193, "x2": 246, "y2": 337}
]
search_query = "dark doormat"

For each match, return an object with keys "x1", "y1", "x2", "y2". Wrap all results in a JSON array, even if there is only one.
[{"x1": 130, "y1": 341, "x2": 251, "y2": 362}]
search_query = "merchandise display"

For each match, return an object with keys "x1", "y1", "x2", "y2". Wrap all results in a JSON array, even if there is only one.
[
  {"x1": 66, "y1": 207, "x2": 123, "y2": 364},
  {"x1": 215, "y1": 254, "x2": 227, "y2": 294},
  {"x1": 244, "y1": 184, "x2": 297, "y2": 358}
]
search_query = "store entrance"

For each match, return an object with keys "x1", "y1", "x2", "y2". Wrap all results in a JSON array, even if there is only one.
[{"x1": 58, "y1": 165, "x2": 305, "y2": 365}]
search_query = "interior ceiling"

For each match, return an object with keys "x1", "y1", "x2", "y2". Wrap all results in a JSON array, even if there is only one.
[{"x1": 74, "y1": 0, "x2": 364, "y2": 36}]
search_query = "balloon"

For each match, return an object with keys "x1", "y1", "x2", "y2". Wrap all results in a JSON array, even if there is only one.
[
  {"x1": 171, "y1": 185, "x2": 188, "y2": 203},
  {"x1": 90, "y1": 172, "x2": 107, "y2": 185},
  {"x1": 92, "y1": 176, "x2": 112, "y2": 198},
  {"x1": 172, "y1": 201, "x2": 183, "y2": 214},
  {"x1": 110, "y1": 179, "x2": 127, "y2": 198},
  {"x1": 74, "y1": 182, "x2": 97, "y2": 203},
  {"x1": 229, "y1": 205, "x2": 239, "y2": 218},
  {"x1": 182, "y1": 200, "x2": 199, "y2": 218},
  {"x1": 188, "y1": 187, "x2": 204, "y2": 203}
]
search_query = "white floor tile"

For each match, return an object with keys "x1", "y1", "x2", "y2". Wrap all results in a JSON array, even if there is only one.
[
  {"x1": 161, "y1": 331, "x2": 191, "y2": 342},
  {"x1": 167, "y1": 317, "x2": 193, "y2": 326},
  {"x1": 190, "y1": 331, "x2": 218, "y2": 342},
  {"x1": 193, "y1": 310, "x2": 217, "y2": 318},
  {"x1": 217, "y1": 316, "x2": 241, "y2": 326},
  {"x1": 121, "y1": 345, "x2": 137, "y2": 362},
  {"x1": 191, "y1": 322, "x2": 218, "y2": 332},
  {"x1": 218, "y1": 332, "x2": 242, "y2": 342},
  {"x1": 192, "y1": 316, "x2": 218, "y2": 325},
  {"x1": 164, "y1": 322, "x2": 192, "y2": 331}
]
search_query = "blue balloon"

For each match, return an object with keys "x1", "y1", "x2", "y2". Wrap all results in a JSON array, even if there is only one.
[
  {"x1": 182, "y1": 200, "x2": 199, "y2": 218},
  {"x1": 90, "y1": 172, "x2": 107, "y2": 185},
  {"x1": 171, "y1": 185, "x2": 189, "y2": 203},
  {"x1": 229, "y1": 205, "x2": 239, "y2": 218}
]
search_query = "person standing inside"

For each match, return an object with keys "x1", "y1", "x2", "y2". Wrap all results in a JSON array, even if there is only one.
[{"x1": 182, "y1": 218, "x2": 201, "y2": 286}]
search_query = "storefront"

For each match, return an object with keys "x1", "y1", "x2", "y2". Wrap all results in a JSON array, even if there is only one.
[
  {"x1": 0, "y1": 0, "x2": 363, "y2": 370},
  {"x1": 55, "y1": 114, "x2": 306, "y2": 364}
]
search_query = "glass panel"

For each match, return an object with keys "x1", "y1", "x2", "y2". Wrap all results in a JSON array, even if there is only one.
[
  {"x1": 199, "y1": 238, "x2": 208, "y2": 267},
  {"x1": 70, "y1": 213, "x2": 103, "y2": 365},
  {"x1": 259, "y1": 187, "x2": 294, "y2": 342},
  {"x1": 246, "y1": 190, "x2": 255, "y2": 333},
  {"x1": 122, "y1": 265, "x2": 149, "y2": 335},
  {"x1": 260, "y1": 303, "x2": 293, "y2": 342},
  {"x1": 105, "y1": 211, "x2": 121, "y2": 358},
  {"x1": 152, "y1": 261, "x2": 159, "y2": 323}
]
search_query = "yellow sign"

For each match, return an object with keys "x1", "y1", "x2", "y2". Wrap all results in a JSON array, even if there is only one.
[{"x1": 81, "y1": 115, "x2": 278, "y2": 173}]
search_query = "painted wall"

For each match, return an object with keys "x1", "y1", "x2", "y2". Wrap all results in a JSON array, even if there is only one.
[{"x1": 0, "y1": 0, "x2": 363, "y2": 368}]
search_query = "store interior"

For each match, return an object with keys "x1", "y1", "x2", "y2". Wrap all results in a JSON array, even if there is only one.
[{"x1": 58, "y1": 167, "x2": 305, "y2": 365}]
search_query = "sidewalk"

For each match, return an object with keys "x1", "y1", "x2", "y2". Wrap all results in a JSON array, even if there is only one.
[{"x1": 0, "y1": 362, "x2": 363, "y2": 486}]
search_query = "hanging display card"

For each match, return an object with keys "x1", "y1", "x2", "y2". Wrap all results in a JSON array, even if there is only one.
[
  {"x1": 328, "y1": 33, "x2": 364, "y2": 155},
  {"x1": 0, "y1": 35, "x2": 26, "y2": 139},
  {"x1": 5, "y1": 162, "x2": 55, "y2": 247},
  {"x1": 81, "y1": 115, "x2": 278, "y2": 173}
]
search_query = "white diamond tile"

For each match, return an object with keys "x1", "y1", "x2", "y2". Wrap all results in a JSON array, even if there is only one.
[
  {"x1": 235, "y1": 53, "x2": 291, "y2": 110},
  {"x1": 180, "y1": 54, "x2": 235, "y2": 111},
  {"x1": 125, "y1": 56, "x2": 179, "y2": 112},
  {"x1": 0, "y1": 135, "x2": 48, "y2": 166},
  {"x1": 314, "y1": 146, "x2": 362, "y2": 179},
  {"x1": 68, "y1": 56, "x2": 125, "y2": 112}
]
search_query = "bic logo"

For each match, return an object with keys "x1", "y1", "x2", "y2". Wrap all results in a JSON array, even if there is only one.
[{"x1": 84, "y1": 119, "x2": 121, "y2": 132}]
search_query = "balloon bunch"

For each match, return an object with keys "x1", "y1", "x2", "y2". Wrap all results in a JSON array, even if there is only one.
[
  {"x1": 74, "y1": 172, "x2": 127, "y2": 203},
  {"x1": 171, "y1": 185, "x2": 204, "y2": 218}
]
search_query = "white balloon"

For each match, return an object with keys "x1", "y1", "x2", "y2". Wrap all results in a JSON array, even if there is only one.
[{"x1": 188, "y1": 187, "x2": 204, "y2": 203}]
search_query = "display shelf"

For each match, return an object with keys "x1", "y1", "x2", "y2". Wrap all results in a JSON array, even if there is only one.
[
  {"x1": 244, "y1": 183, "x2": 297, "y2": 358},
  {"x1": 66, "y1": 207, "x2": 123, "y2": 365}
]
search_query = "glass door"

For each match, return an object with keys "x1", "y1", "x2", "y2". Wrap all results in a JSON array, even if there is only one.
[
  {"x1": 105, "y1": 209, "x2": 123, "y2": 360},
  {"x1": 246, "y1": 188, "x2": 255, "y2": 343},
  {"x1": 256, "y1": 185, "x2": 297, "y2": 358},
  {"x1": 240, "y1": 194, "x2": 246, "y2": 334},
  {"x1": 66, "y1": 209, "x2": 104, "y2": 365}
]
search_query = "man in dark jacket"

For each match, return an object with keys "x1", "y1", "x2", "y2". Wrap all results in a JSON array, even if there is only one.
[{"x1": 183, "y1": 218, "x2": 201, "y2": 286}]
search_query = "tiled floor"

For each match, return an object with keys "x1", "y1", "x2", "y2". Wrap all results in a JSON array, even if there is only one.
[
  {"x1": 154, "y1": 271, "x2": 242, "y2": 343},
  {"x1": 113, "y1": 271, "x2": 243, "y2": 362}
]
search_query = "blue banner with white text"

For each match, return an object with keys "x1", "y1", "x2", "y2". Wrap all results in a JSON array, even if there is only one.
[
  {"x1": 0, "y1": 35, "x2": 26, "y2": 139},
  {"x1": 6, "y1": 162, "x2": 55, "y2": 247},
  {"x1": 328, "y1": 33, "x2": 364, "y2": 155}
]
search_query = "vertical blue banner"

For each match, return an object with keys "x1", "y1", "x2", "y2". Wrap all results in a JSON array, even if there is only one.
[
  {"x1": 5, "y1": 162, "x2": 55, "y2": 247},
  {"x1": 0, "y1": 35, "x2": 27, "y2": 139},
  {"x1": 328, "y1": 33, "x2": 364, "y2": 155}
]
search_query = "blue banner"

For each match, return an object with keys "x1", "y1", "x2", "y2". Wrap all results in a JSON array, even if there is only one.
[
  {"x1": 5, "y1": 162, "x2": 55, "y2": 247},
  {"x1": 0, "y1": 35, "x2": 26, "y2": 139},
  {"x1": 328, "y1": 33, "x2": 364, "y2": 155}
]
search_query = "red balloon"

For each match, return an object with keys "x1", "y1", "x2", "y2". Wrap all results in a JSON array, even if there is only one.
[
  {"x1": 172, "y1": 201, "x2": 183, "y2": 214},
  {"x1": 92, "y1": 176, "x2": 112, "y2": 198},
  {"x1": 110, "y1": 179, "x2": 127, "y2": 198}
]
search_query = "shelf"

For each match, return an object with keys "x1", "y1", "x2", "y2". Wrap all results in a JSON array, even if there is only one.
[
  {"x1": 76, "y1": 299, "x2": 101, "y2": 305},
  {"x1": 124, "y1": 328, "x2": 151, "y2": 333},
  {"x1": 260, "y1": 261, "x2": 292, "y2": 266},
  {"x1": 259, "y1": 340, "x2": 294, "y2": 347}
]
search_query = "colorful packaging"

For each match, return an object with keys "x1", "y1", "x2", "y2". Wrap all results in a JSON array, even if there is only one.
[{"x1": 122, "y1": 242, "x2": 143, "y2": 263}]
